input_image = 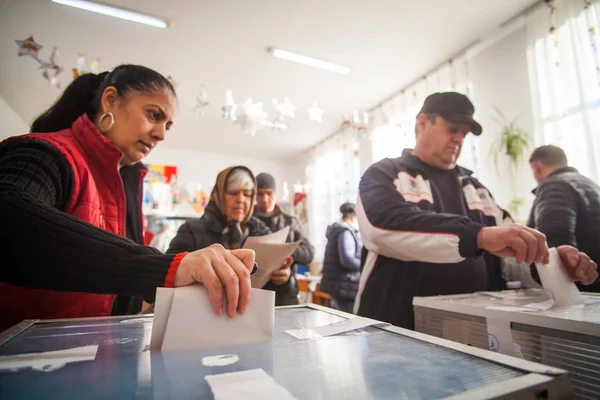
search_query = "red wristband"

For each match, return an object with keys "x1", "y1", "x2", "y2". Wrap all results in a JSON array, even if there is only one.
[{"x1": 164, "y1": 252, "x2": 188, "y2": 288}]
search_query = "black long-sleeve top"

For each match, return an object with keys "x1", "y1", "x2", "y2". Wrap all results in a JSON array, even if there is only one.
[{"x1": 0, "y1": 138, "x2": 176, "y2": 301}]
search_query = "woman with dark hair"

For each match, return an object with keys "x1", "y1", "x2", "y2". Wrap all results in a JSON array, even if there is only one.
[
  {"x1": 0, "y1": 65, "x2": 254, "y2": 332},
  {"x1": 320, "y1": 202, "x2": 363, "y2": 313}
]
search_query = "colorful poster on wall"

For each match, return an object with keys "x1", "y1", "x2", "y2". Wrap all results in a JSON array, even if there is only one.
[
  {"x1": 187, "y1": 188, "x2": 210, "y2": 214},
  {"x1": 145, "y1": 164, "x2": 178, "y2": 184}
]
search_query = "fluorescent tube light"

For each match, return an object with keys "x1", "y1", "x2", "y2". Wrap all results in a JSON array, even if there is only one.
[
  {"x1": 269, "y1": 48, "x2": 351, "y2": 74},
  {"x1": 51, "y1": 0, "x2": 168, "y2": 28}
]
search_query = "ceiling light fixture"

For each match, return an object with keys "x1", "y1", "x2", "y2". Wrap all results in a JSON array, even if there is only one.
[
  {"x1": 269, "y1": 48, "x2": 351, "y2": 74},
  {"x1": 51, "y1": 0, "x2": 168, "y2": 28}
]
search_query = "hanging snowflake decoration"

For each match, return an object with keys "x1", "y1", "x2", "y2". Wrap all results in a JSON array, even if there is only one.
[
  {"x1": 235, "y1": 98, "x2": 268, "y2": 136},
  {"x1": 192, "y1": 85, "x2": 210, "y2": 116},
  {"x1": 38, "y1": 46, "x2": 64, "y2": 88},
  {"x1": 272, "y1": 97, "x2": 296, "y2": 119},
  {"x1": 221, "y1": 89, "x2": 237, "y2": 121}
]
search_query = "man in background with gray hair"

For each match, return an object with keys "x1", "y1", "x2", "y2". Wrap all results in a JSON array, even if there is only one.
[{"x1": 528, "y1": 145, "x2": 600, "y2": 291}]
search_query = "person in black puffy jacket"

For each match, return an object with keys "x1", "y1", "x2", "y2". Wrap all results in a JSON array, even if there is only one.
[
  {"x1": 528, "y1": 145, "x2": 600, "y2": 292},
  {"x1": 320, "y1": 203, "x2": 363, "y2": 313}
]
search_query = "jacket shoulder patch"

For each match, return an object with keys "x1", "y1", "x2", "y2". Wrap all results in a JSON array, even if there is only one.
[{"x1": 393, "y1": 171, "x2": 433, "y2": 204}]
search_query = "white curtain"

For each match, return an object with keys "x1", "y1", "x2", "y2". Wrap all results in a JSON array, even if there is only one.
[
  {"x1": 305, "y1": 131, "x2": 360, "y2": 262},
  {"x1": 370, "y1": 56, "x2": 479, "y2": 175},
  {"x1": 526, "y1": 0, "x2": 600, "y2": 182}
]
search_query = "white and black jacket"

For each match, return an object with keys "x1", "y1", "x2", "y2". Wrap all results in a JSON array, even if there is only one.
[{"x1": 355, "y1": 149, "x2": 511, "y2": 329}]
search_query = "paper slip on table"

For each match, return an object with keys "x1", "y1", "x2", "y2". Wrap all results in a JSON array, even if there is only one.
[
  {"x1": 414, "y1": 290, "x2": 600, "y2": 400},
  {"x1": 0, "y1": 304, "x2": 573, "y2": 399}
]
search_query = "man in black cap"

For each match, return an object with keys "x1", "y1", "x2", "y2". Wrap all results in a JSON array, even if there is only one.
[
  {"x1": 355, "y1": 92, "x2": 598, "y2": 329},
  {"x1": 254, "y1": 172, "x2": 315, "y2": 305}
]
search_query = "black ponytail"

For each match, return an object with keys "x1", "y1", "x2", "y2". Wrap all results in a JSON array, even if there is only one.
[{"x1": 31, "y1": 64, "x2": 175, "y2": 133}]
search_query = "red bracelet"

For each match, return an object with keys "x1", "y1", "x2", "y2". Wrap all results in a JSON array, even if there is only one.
[{"x1": 164, "y1": 252, "x2": 188, "y2": 288}]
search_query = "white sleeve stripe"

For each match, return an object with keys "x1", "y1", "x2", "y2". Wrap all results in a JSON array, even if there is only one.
[
  {"x1": 357, "y1": 196, "x2": 465, "y2": 263},
  {"x1": 354, "y1": 250, "x2": 378, "y2": 314}
]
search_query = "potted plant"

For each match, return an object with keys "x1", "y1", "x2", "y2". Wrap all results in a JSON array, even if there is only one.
[{"x1": 488, "y1": 106, "x2": 531, "y2": 217}]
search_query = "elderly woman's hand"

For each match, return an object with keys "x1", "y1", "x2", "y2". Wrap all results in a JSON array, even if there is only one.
[
  {"x1": 271, "y1": 256, "x2": 293, "y2": 286},
  {"x1": 174, "y1": 244, "x2": 256, "y2": 318}
]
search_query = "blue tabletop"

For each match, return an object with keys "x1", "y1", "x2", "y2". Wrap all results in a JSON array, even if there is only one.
[{"x1": 0, "y1": 306, "x2": 547, "y2": 399}]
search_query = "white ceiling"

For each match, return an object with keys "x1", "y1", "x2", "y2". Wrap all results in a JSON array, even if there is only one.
[{"x1": 0, "y1": 0, "x2": 538, "y2": 161}]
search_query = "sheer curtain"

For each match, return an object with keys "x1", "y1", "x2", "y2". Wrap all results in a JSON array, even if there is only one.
[
  {"x1": 370, "y1": 57, "x2": 479, "y2": 175},
  {"x1": 306, "y1": 131, "x2": 360, "y2": 261},
  {"x1": 526, "y1": 0, "x2": 600, "y2": 182}
]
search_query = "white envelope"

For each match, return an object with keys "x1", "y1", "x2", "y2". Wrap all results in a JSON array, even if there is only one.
[
  {"x1": 535, "y1": 247, "x2": 584, "y2": 308},
  {"x1": 150, "y1": 285, "x2": 275, "y2": 351}
]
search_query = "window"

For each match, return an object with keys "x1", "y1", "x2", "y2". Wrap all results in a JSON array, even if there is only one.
[
  {"x1": 306, "y1": 134, "x2": 360, "y2": 261},
  {"x1": 526, "y1": 0, "x2": 600, "y2": 182}
]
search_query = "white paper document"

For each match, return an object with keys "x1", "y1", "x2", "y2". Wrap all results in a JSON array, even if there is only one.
[
  {"x1": 244, "y1": 226, "x2": 290, "y2": 246},
  {"x1": 286, "y1": 316, "x2": 388, "y2": 339},
  {"x1": 0, "y1": 345, "x2": 98, "y2": 372},
  {"x1": 205, "y1": 368, "x2": 296, "y2": 400},
  {"x1": 535, "y1": 247, "x2": 584, "y2": 308},
  {"x1": 246, "y1": 241, "x2": 300, "y2": 289},
  {"x1": 151, "y1": 285, "x2": 275, "y2": 351}
]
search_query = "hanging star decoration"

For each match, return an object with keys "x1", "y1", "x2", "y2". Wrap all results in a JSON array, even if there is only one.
[
  {"x1": 72, "y1": 53, "x2": 100, "y2": 79},
  {"x1": 15, "y1": 37, "x2": 65, "y2": 88},
  {"x1": 38, "y1": 46, "x2": 64, "y2": 88},
  {"x1": 235, "y1": 98, "x2": 268, "y2": 136},
  {"x1": 192, "y1": 85, "x2": 210, "y2": 116},
  {"x1": 267, "y1": 97, "x2": 295, "y2": 130},
  {"x1": 221, "y1": 89, "x2": 237, "y2": 121},
  {"x1": 307, "y1": 101, "x2": 324, "y2": 122},
  {"x1": 273, "y1": 97, "x2": 296, "y2": 119},
  {"x1": 15, "y1": 36, "x2": 43, "y2": 60}
]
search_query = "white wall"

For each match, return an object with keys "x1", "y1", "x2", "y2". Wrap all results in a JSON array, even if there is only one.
[
  {"x1": 0, "y1": 95, "x2": 29, "y2": 141},
  {"x1": 302, "y1": 26, "x2": 537, "y2": 224},
  {"x1": 470, "y1": 26, "x2": 537, "y2": 222},
  {"x1": 144, "y1": 146, "x2": 304, "y2": 202}
]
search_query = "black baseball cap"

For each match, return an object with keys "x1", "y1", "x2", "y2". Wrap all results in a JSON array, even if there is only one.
[{"x1": 418, "y1": 92, "x2": 482, "y2": 136}]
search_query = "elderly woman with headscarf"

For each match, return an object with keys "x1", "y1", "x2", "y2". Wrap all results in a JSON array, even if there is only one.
[
  {"x1": 168, "y1": 166, "x2": 269, "y2": 251},
  {"x1": 168, "y1": 167, "x2": 297, "y2": 304}
]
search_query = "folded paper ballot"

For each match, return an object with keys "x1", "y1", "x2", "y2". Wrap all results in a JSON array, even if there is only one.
[
  {"x1": 151, "y1": 285, "x2": 275, "y2": 351},
  {"x1": 535, "y1": 247, "x2": 584, "y2": 308},
  {"x1": 243, "y1": 227, "x2": 300, "y2": 289},
  {"x1": 244, "y1": 226, "x2": 290, "y2": 245},
  {"x1": 248, "y1": 242, "x2": 300, "y2": 288}
]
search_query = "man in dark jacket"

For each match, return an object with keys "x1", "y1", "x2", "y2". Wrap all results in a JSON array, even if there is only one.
[
  {"x1": 356, "y1": 92, "x2": 598, "y2": 330},
  {"x1": 254, "y1": 173, "x2": 315, "y2": 305},
  {"x1": 528, "y1": 145, "x2": 600, "y2": 291}
]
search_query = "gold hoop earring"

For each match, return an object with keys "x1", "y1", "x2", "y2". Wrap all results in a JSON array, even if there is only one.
[{"x1": 98, "y1": 112, "x2": 115, "y2": 133}]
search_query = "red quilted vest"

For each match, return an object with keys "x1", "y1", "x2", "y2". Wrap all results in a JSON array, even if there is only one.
[{"x1": 0, "y1": 114, "x2": 146, "y2": 331}]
